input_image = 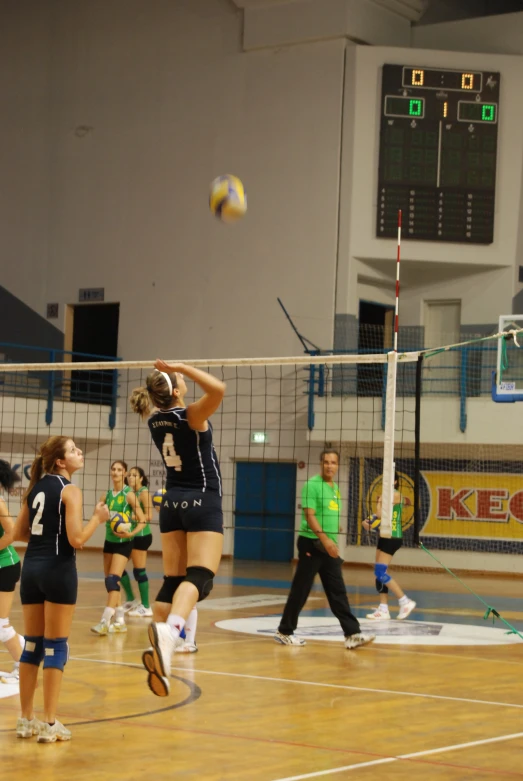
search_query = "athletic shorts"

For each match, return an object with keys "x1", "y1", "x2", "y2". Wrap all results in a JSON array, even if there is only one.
[
  {"x1": 20, "y1": 557, "x2": 78, "y2": 605},
  {"x1": 0, "y1": 561, "x2": 21, "y2": 592},
  {"x1": 103, "y1": 539, "x2": 134, "y2": 559},
  {"x1": 377, "y1": 537, "x2": 403, "y2": 556},
  {"x1": 133, "y1": 534, "x2": 153, "y2": 552},
  {"x1": 160, "y1": 488, "x2": 223, "y2": 534}
]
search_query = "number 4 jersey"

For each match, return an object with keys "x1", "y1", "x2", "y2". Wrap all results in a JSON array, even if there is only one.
[
  {"x1": 148, "y1": 406, "x2": 222, "y2": 494},
  {"x1": 25, "y1": 474, "x2": 75, "y2": 559}
]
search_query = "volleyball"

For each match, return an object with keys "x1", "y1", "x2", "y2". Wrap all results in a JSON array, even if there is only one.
[
  {"x1": 209, "y1": 174, "x2": 247, "y2": 223},
  {"x1": 110, "y1": 512, "x2": 131, "y2": 534},
  {"x1": 152, "y1": 488, "x2": 166, "y2": 509}
]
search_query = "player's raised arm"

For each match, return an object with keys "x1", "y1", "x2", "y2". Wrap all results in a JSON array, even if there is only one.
[{"x1": 154, "y1": 360, "x2": 225, "y2": 430}]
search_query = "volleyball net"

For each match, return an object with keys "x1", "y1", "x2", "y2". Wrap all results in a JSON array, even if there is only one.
[{"x1": 1, "y1": 332, "x2": 523, "y2": 573}]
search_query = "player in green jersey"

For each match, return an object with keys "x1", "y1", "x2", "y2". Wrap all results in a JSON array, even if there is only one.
[
  {"x1": 0, "y1": 460, "x2": 25, "y2": 685},
  {"x1": 91, "y1": 460, "x2": 146, "y2": 635},
  {"x1": 126, "y1": 466, "x2": 154, "y2": 617},
  {"x1": 363, "y1": 473, "x2": 416, "y2": 621}
]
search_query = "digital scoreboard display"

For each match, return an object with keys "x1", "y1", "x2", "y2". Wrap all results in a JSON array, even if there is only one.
[{"x1": 377, "y1": 64, "x2": 500, "y2": 244}]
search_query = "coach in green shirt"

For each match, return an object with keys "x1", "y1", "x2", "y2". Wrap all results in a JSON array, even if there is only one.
[{"x1": 275, "y1": 450, "x2": 375, "y2": 650}]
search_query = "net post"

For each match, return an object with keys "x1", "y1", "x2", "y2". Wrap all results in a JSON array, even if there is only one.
[
  {"x1": 459, "y1": 347, "x2": 468, "y2": 433},
  {"x1": 381, "y1": 349, "x2": 398, "y2": 538},
  {"x1": 413, "y1": 353, "x2": 423, "y2": 547}
]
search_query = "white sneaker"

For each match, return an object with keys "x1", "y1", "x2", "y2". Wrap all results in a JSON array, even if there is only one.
[
  {"x1": 37, "y1": 720, "x2": 72, "y2": 743},
  {"x1": 90, "y1": 619, "x2": 110, "y2": 635},
  {"x1": 122, "y1": 598, "x2": 140, "y2": 613},
  {"x1": 365, "y1": 608, "x2": 391, "y2": 620},
  {"x1": 16, "y1": 717, "x2": 44, "y2": 739},
  {"x1": 147, "y1": 622, "x2": 182, "y2": 696},
  {"x1": 109, "y1": 621, "x2": 127, "y2": 634},
  {"x1": 175, "y1": 640, "x2": 198, "y2": 654},
  {"x1": 345, "y1": 632, "x2": 376, "y2": 649},
  {"x1": 128, "y1": 604, "x2": 153, "y2": 618},
  {"x1": 397, "y1": 599, "x2": 416, "y2": 620},
  {"x1": 274, "y1": 631, "x2": 306, "y2": 646},
  {"x1": 1, "y1": 663, "x2": 20, "y2": 684}
]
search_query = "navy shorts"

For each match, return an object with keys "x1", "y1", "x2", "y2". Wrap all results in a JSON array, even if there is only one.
[
  {"x1": 377, "y1": 537, "x2": 403, "y2": 556},
  {"x1": 103, "y1": 539, "x2": 134, "y2": 558},
  {"x1": 20, "y1": 557, "x2": 78, "y2": 605},
  {"x1": 132, "y1": 534, "x2": 153, "y2": 552},
  {"x1": 160, "y1": 489, "x2": 223, "y2": 534},
  {"x1": 0, "y1": 561, "x2": 21, "y2": 592}
]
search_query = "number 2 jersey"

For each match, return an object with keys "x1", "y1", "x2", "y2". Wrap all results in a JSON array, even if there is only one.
[
  {"x1": 148, "y1": 406, "x2": 222, "y2": 494},
  {"x1": 25, "y1": 474, "x2": 75, "y2": 559}
]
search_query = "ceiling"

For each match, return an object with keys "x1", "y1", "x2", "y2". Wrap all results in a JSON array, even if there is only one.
[{"x1": 231, "y1": 0, "x2": 523, "y2": 25}]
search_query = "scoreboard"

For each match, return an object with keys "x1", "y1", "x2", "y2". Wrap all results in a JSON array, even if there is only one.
[{"x1": 377, "y1": 65, "x2": 500, "y2": 244}]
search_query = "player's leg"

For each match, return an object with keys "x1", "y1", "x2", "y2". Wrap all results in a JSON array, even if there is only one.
[
  {"x1": 374, "y1": 541, "x2": 416, "y2": 619},
  {"x1": 367, "y1": 549, "x2": 393, "y2": 620},
  {"x1": 120, "y1": 563, "x2": 138, "y2": 610},
  {"x1": 37, "y1": 601, "x2": 75, "y2": 743},
  {"x1": 19, "y1": 603, "x2": 45, "y2": 731},
  {"x1": 0, "y1": 562, "x2": 24, "y2": 677},
  {"x1": 128, "y1": 539, "x2": 153, "y2": 617},
  {"x1": 276, "y1": 536, "x2": 321, "y2": 644},
  {"x1": 92, "y1": 549, "x2": 130, "y2": 634}
]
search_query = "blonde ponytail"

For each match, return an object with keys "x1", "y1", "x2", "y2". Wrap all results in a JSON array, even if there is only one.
[{"x1": 129, "y1": 371, "x2": 176, "y2": 419}]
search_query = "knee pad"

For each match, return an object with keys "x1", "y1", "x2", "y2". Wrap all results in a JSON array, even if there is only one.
[
  {"x1": 105, "y1": 574, "x2": 121, "y2": 593},
  {"x1": 43, "y1": 637, "x2": 69, "y2": 671},
  {"x1": 20, "y1": 636, "x2": 44, "y2": 666},
  {"x1": 375, "y1": 578, "x2": 389, "y2": 594},
  {"x1": 133, "y1": 568, "x2": 148, "y2": 584},
  {"x1": 0, "y1": 617, "x2": 16, "y2": 644},
  {"x1": 375, "y1": 563, "x2": 391, "y2": 585},
  {"x1": 156, "y1": 575, "x2": 184, "y2": 604},
  {"x1": 185, "y1": 566, "x2": 214, "y2": 602}
]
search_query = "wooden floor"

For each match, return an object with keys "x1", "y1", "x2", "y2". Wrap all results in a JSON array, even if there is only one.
[{"x1": 1, "y1": 552, "x2": 522, "y2": 780}]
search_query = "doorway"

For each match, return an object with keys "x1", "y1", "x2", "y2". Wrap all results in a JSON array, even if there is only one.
[
  {"x1": 358, "y1": 300, "x2": 394, "y2": 396},
  {"x1": 423, "y1": 300, "x2": 461, "y2": 393},
  {"x1": 66, "y1": 303, "x2": 120, "y2": 404},
  {"x1": 234, "y1": 462, "x2": 296, "y2": 562}
]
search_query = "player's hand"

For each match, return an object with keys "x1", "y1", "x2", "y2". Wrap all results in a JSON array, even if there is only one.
[
  {"x1": 362, "y1": 519, "x2": 371, "y2": 531},
  {"x1": 114, "y1": 529, "x2": 134, "y2": 539},
  {"x1": 324, "y1": 539, "x2": 339, "y2": 558},
  {"x1": 94, "y1": 503, "x2": 110, "y2": 524},
  {"x1": 154, "y1": 359, "x2": 184, "y2": 374}
]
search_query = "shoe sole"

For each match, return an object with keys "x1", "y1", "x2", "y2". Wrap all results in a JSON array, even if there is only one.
[
  {"x1": 90, "y1": 628, "x2": 108, "y2": 635},
  {"x1": 346, "y1": 636, "x2": 376, "y2": 649},
  {"x1": 142, "y1": 649, "x2": 155, "y2": 673},
  {"x1": 175, "y1": 646, "x2": 198, "y2": 654},
  {"x1": 147, "y1": 623, "x2": 168, "y2": 679},
  {"x1": 147, "y1": 671, "x2": 169, "y2": 697},
  {"x1": 365, "y1": 616, "x2": 390, "y2": 620}
]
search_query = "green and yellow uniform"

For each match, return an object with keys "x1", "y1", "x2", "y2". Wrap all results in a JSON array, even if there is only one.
[
  {"x1": 0, "y1": 522, "x2": 20, "y2": 569},
  {"x1": 131, "y1": 486, "x2": 151, "y2": 536},
  {"x1": 299, "y1": 474, "x2": 341, "y2": 544},
  {"x1": 105, "y1": 486, "x2": 132, "y2": 544},
  {"x1": 391, "y1": 500, "x2": 403, "y2": 539}
]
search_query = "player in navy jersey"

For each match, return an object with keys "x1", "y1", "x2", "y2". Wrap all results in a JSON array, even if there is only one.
[
  {"x1": 130, "y1": 360, "x2": 225, "y2": 696},
  {"x1": 13, "y1": 436, "x2": 109, "y2": 742}
]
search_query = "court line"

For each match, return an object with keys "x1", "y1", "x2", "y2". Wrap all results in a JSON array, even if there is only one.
[
  {"x1": 272, "y1": 730, "x2": 523, "y2": 781},
  {"x1": 69, "y1": 656, "x2": 523, "y2": 710}
]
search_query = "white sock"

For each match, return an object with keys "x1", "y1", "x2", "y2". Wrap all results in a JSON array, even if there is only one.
[
  {"x1": 115, "y1": 606, "x2": 125, "y2": 624},
  {"x1": 184, "y1": 608, "x2": 198, "y2": 645},
  {"x1": 167, "y1": 613, "x2": 186, "y2": 639},
  {"x1": 399, "y1": 595, "x2": 409, "y2": 606},
  {"x1": 379, "y1": 603, "x2": 389, "y2": 613},
  {"x1": 102, "y1": 607, "x2": 115, "y2": 623}
]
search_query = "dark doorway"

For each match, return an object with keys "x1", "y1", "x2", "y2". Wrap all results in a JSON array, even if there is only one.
[
  {"x1": 71, "y1": 303, "x2": 120, "y2": 404},
  {"x1": 358, "y1": 300, "x2": 394, "y2": 396}
]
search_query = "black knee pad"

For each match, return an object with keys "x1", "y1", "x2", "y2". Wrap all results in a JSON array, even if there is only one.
[
  {"x1": 133, "y1": 568, "x2": 148, "y2": 584},
  {"x1": 375, "y1": 578, "x2": 389, "y2": 595},
  {"x1": 185, "y1": 566, "x2": 214, "y2": 602},
  {"x1": 156, "y1": 575, "x2": 185, "y2": 604},
  {"x1": 105, "y1": 574, "x2": 121, "y2": 593}
]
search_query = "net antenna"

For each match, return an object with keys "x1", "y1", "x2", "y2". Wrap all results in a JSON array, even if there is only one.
[{"x1": 380, "y1": 209, "x2": 402, "y2": 539}]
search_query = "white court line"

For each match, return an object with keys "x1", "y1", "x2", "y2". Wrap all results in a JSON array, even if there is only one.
[
  {"x1": 69, "y1": 656, "x2": 523, "y2": 711},
  {"x1": 272, "y1": 730, "x2": 523, "y2": 781}
]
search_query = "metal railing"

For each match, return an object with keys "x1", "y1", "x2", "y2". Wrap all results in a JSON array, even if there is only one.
[
  {"x1": 0, "y1": 342, "x2": 121, "y2": 429},
  {"x1": 306, "y1": 344, "x2": 498, "y2": 432}
]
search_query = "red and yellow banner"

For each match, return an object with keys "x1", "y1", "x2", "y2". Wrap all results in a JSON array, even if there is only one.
[{"x1": 422, "y1": 471, "x2": 523, "y2": 540}]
